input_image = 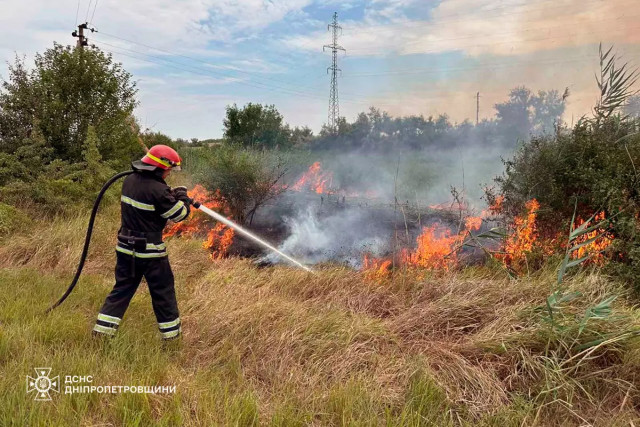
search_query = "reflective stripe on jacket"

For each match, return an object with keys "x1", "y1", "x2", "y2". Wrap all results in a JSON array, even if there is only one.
[{"x1": 117, "y1": 170, "x2": 190, "y2": 255}]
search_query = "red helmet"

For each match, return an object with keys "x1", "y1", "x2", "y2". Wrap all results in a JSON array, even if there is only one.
[{"x1": 141, "y1": 145, "x2": 182, "y2": 171}]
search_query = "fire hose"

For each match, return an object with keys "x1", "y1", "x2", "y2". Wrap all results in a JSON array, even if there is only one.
[{"x1": 46, "y1": 170, "x2": 312, "y2": 312}]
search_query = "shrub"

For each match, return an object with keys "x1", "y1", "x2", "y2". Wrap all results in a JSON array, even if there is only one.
[
  {"x1": 491, "y1": 46, "x2": 640, "y2": 288},
  {"x1": 191, "y1": 145, "x2": 288, "y2": 224},
  {"x1": 0, "y1": 126, "x2": 117, "y2": 214}
]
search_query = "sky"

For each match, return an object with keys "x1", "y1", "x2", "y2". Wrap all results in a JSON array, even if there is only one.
[{"x1": 0, "y1": 0, "x2": 639, "y2": 139}]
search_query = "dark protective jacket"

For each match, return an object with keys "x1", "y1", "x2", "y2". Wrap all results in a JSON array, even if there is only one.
[{"x1": 116, "y1": 165, "x2": 190, "y2": 258}]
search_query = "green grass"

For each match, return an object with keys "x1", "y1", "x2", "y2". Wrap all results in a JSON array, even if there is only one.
[{"x1": 1, "y1": 209, "x2": 640, "y2": 425}]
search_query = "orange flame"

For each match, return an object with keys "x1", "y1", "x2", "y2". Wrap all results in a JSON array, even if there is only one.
[
  {"x1": 491, "y1": 195, "x2": 504, "y2": 214},
  {"x1": 292, "y1": 162, "x2": 333, "y2": 194},
  {"x1": 203, "y1": 222, "x2": 236, "y2": 260},
  {"x1": 362, "y1": 253, "x2": 392, "y2": 280},
  {"x1": 163, "y1": 184, "x2": 235, "y2": 259},
  {"x1": 465, "y1": 216, "x2": 482, "y2": 231},
  {"x1": 480, "y1": 195, "x2": 504, "y2": 218},
  {"x1": 290, "y1": 161, "x2": 379, "y2": 198},
  {"x1": 362, "y1": 215, "x2": 485, "y2": 276},
  {"x1": 571, "y1": 212, "x2": 613, "y2": 265},
  {"x1": 403, "y1": 225, "x2": 461, "y2": 271},
  {"x1": 496, "y1": 199, "x2": 545, "y2": 271}
]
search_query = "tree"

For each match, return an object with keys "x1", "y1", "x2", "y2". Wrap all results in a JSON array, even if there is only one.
[
  {"x1": 141, "y1": 131, "x2": 178, "y2": 151},
  {"x1": 0, "y1": 125, "x2": 116, "y2": 213},
  {"x1": 531, "y1": 88, "x2": 567, "y2": 133},
  {"x1": 495, "y1": 86, "x2": 566, "y2": 144},
  {"x1": 495, "y1": 87, "x2": 535, "y2": 142},
  {"x1": 290, "y1": 126, "x2": 314, "y2": 146},
  {"x1": 223, "y1": 103, "x2": 291, "y2": 149},
  {"x1": 195, "y1": 145, "x2": 288, "y2": 224},
  {"x1": 0, "y1": 44, "x2": 139, "y2": 169}
]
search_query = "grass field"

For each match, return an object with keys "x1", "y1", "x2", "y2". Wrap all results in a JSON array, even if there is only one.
[{"x1": 1, "y1": 206, "x2": 640, "y2": 426}]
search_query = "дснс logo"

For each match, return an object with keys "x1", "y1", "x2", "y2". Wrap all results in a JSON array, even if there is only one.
[{"x1": 26, "y1": 367, "x2": 59, "y2": 401}]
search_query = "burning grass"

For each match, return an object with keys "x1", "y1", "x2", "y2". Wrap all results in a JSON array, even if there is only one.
[
  {"x1": 164, "y1": 184, "x2": 235, "y2": 259},
  {"x1": 1, "y1": 207, "x2": 639, "y2": 425},
  {"x1": 361, "y1": 197, "x2": 615, "y2": 280},
  {"x1": 291, "y1": 161, "x2": 332, "y2": 194}
]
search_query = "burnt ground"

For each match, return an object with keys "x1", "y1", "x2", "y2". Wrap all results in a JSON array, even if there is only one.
[{"x1": 226, "y1": 191, "x2": 490, "y2": 265}]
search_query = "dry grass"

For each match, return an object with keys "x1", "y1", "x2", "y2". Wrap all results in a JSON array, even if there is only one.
[{"x1": 1, "y1": 207, "x2": 640, "y2": 425}]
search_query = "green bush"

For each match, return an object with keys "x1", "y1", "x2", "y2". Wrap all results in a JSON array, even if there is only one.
[
  {"x1": 191, "y1": 145, "x2": 288, "y2": 224},
  {"x1": 492, "y1": 46, "x2": 640, "y2": 288},
  {"x1": 0, "y1": 126, "x2": 117, "y2": 214},
  {"x1": 493, "y1": 118, "x2": 640, "y2": 287}
]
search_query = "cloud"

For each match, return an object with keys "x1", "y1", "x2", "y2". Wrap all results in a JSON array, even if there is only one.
[
  {"x1": 286, "y1": 0, "x2": 640, "y2": 57},
  {"x1": 203, "y1": 0, "x2": 313, "y2": 41},
  {"x1": 2, "y1": 0, "x2": 638, "y2": 139}
]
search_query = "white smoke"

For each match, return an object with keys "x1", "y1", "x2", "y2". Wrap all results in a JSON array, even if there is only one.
[{"x1": 264, "y1": 205, "x2": 389, "y2": 267}]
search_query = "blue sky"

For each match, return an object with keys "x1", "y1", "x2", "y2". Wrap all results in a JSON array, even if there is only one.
[{"x1": 1, "y1": 0, "x2": 639, "y2": 139}]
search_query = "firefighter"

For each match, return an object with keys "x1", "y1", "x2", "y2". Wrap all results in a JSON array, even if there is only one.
[{"x1": 93, "y1": 145, "x2": 191, "y2": 340}]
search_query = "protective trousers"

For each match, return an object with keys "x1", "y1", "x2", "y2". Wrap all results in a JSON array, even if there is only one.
[{"x1": 93, "y1": 252, "x2": 181, "y2": 340}]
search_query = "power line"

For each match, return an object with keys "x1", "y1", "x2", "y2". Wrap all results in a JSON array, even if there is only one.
[
  {"x1": 324, "y1": 12, "x2": 345, "y2": 133},
  {"x1": 93, "y1": 35, "x2": 640, "y2": 108},
  {"x1": 90, "y1": 0, "x2": 99, "y2": 26},
  {"x1": 74, "y1": 0, "x2": 80, "y2": 26},
  {"x1": 84, "y1": 0, "x2": 93, "y2": 23},
  {"x1": 93, "y1": 42, "x2": 321, "y2": 98},
  {"x1": 92, "y1": 24, "x2": 640, "y2": 101},
  {"x1": 94, "y1": 31, "x2": 331, "y2": 94},
  {"x1": 331, "y1": 50, "x2": 640, "y2": 99},
  {"x1": 94, "y1": 41, "x2": 383, "y2": 106},
  {"x1": 288, "y1": 7, "x2": 638, "y2": 60},
  {"x1": 72, "y1": 23, "x2": 90, "y2": 49},
  {"x1": 95, "y1": 42, "x2": 401, "y2": 108},
  {"x1": 93, "y1": 40, "x2": 353, "y2": 101}
]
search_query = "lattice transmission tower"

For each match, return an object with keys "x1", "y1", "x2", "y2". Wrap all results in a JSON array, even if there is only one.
[{"x1": 323, "y1": 12, "x2": 345, "y2": 133}]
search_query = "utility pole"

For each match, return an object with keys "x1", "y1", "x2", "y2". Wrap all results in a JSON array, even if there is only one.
[
  {"x1": 476, "y1": 91, "x2": 480, "y2": 125},
  {"x1": 324, "y1": 12, "x2": 345, "y2": 134},
  {"x1": 72, "y1": 22, "x2": 94, "y2": 49}
]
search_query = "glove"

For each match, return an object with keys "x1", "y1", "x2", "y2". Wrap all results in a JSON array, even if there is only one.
[{"x1": 172, "y1": 186, "x2": 191, "y2": 205}]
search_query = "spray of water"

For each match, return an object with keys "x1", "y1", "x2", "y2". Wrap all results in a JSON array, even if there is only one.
[{"x1": 196, "y1": 204, "x2": 314, "y2": 273}]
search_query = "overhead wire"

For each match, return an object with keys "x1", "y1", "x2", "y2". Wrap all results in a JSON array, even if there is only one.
[
  {"x1": 93, "y1": 40, "x2": 332, "y2": 100},
  {"x1": 90, "y1": 0, "x2": 99, "y2": 26},
  {"x1": 337, "y1": 53, "x2": 640, "y2": 98},
  {"x1": 94, "y1": 24, "x2": 640, "y2": 108},
  {"x1": 95, "y1": 41, "x2": 392, "y2": 106},
  {"x1": 343, "y1": 51, "x2": 640, "y2": 79},
  {"x1": 74, "y1": 0, "x2": 81, "y2": 26},
  {"x1": 88, "y1": 4, "x2": 640, "y2": 116},
  {"x1": 95, "y1": 31, "x2": 327, "y2": 90},
  {"x1": 84, "y1": 0, "x2": 93, "y2": 23},
  {"x1": 94, "y1": 15, "x2": 635, "y2": 95},
  {"x1": 93, "y1": 35, "x2": 383, "y2": 104}
]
